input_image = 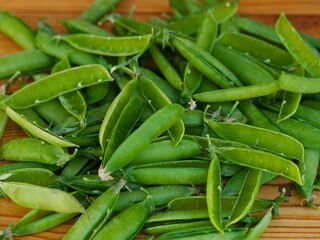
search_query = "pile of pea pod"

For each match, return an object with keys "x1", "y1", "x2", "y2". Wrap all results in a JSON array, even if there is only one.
[{"x1": 1, "y1": 0, "x2": 320, "y2": 239}]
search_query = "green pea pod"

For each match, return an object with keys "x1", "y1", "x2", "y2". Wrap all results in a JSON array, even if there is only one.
[
  {"x1": 225, "y1": 169, "x2": 262, "y2": 228},
  {"x1": 60, "y1": 155, "x2": 91, "y2": 177},
  {"x1": 100, "y1": 103, "x2": 185, "y2": 181},
  {"x1": 217, "y1": 32, "x2": 297, "y2": 69},
  {"x1": 0, "y1": 50, "x2": 54, "y2": 80},
  {"x1": 114, "y1": 17, "x2": 155, "y2": 35},
  {"x1": 0, "y1": 168, "x2": 57, "y2": 187},
  {"x1": 293, "y1": 104, "x2": 320, "y2": 128},
  {"x1": 0, "y1": 162, "x2": 61, "y2": 174},
  {"x1": 4, "y1": 64, "x2": 113, "y2": 109},
  {"x1": 207, "y1": 121, "x2": 304, "y2": 161},
  {"x1": 170, "y1": 34, "x2": 242, "y2": 89},
  {"x1": 278, "y1": 91, "x2": 302, "y2": 122},
  {"x1": 92, "y1": 197, "x2": 154, "y2": 240},
  {"x1": 60, "y1": 18, "x2": 113, "y2": 36},
  {"x1": 262, "y1": 109, "x2": 320, "y2": 149},
  {"x1": 130, "y1": 139, "x2": 201, "y2": 165},
  {"x1": 139, "y1": 75, "x2": 185, "y2": 146},
  {"x1": 0, "y1": 182, "x2": 85, "y2": 213},
  {"x1": 278, "y1": 72, "x2": 320, "y2": 93},
  {"x1": 193, "y1": 82, "x2": 280, "y2": 102},
  {"x1": 79, "y1": 0, "x2": 121, "y2": 23},
  {"x1": 206, "y1": 157, "x2": 223, "y2": 233},
  {"x1": 103, "y1": 96, "x2": 146, "y2": 164},
  {"x1": 276, "y1": 13, "x2": 320, "y2": 77},
  {"x1": 218, "y1": 146, "x2": 303, "y2": 185},
  {"x1": 126, "y1": 167, "x2": 208, "y2": 185},
  {"x1": 14, "y1": 108, "x2": 48, "y2": 129},
  {"x1": 136, "y1": 160, "x2": 210, "y2": 169},
  {"x1": 63, "y1": 180, "x2": 125, "y2": 240},
  {"x1": 0, "y1": 138, "x2": 74, "y2": 166},
  {"x1": 0, "y1": 107, "x2": 8, "y2": 139},
  {"x1": 84, "y1": 82, "x2": 110, "y2": 105},
  {"x1": 0, "y1": 11, "x2": 35, "y2": 49},
  {"x1": 221, "y1": 162, "x2": 244, "y2": 177},
  {"x1": 169, "y1": 0, "x2": 203, "y2": 18},
  {"x1": 62, "y1": 33, "x2": 152, "y2": 57},
  {"x1": 114, "y1": 185, "x2": 196, "y2": 212}
]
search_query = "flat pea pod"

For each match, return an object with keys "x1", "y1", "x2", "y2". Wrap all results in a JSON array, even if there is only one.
[
  {"x1": 0, "y1": 107, "x2": 8, "y2": 139},
  {"x1": 136, "y1": 160, "x2": 210, "y2": 169},
  {"x1": 129, "y1": 139, "x2": 201, "y2": 166},
  {"x1": 293, "y1": 104, "x2": 320, "y2": 128},
  {"x1": 225, "y1": 169, "x2": 262, "y2": 228},
  {"x1": 208, "y1": 121, "x2": 304, "y2": 161},
  {"x1": 0, "y1": 11, "x2": 35, "y2": 49},
  {"x1": 14, "y1": 108, "x2": 48, "y2": 129},
  {"x1": 193, "y1": 81, "x2": 280, "y2": 102},
  {"x1": 278, "y1": 90, "x2": 302, "y2": 122},
  {"x1": 79, "y1": 0, "x2": 121, "y2": 23},
  {"x1": 262, "y1": 109, "x2": 320, "y2": 149},
  {"x1": 125, "y1": 167, "x2": 208, "y2": 185},
  {"x1": 84, "y1": 82, "x2": 110, "y2": 105},
  {"x1": 0, "y1": 138, "x2": 74, "y2": 166},
  {"x1": 0, "y1": 182, "x2": 85, "y2": 213},
  {"x1": 139, "y1": 75, "x2": 185, "y2": 146},
  {"x1": 114, "y1": 16, "x2": 155, "y2": 35},
  {"x1": 0, "y1": 162, "x2": 61, "y2": 174},
  {"x1": 170, "y1": 34, "x2": 242, "y2": 89},
  {"x1": 0, "y1": 168, "x2": 57, "y2": 187},
  {"x1": 63, "y1": 180, "x2": 125, "y2": 240},
  {"x1": 221, "y1": 162, "x2": 244, "y2": 177},
  {"x1": 206, "y1": 156, "x2": 223, "y2": 233},
  {"x1": 276, "y1": 13, "x2": 320, "y2": 77},
  {"x1": 0, "y1": 49, "x2": 54, "y2": 80},
  {"x1": 4, "y1": 64, "x2": 113, "y2": 109},
  {"x1": 218, "y1": 146, "x2": 303, "y2": 185},
  {"x1": 62, "y1": 33, "x2": 152, "y2": 57},
  {"x1": 217, "y1": 32, "x2": 296, "y2": 69},
  {"x1": 99, "y1": 103, "x2": 185, "y2": 181},
  {"x1": 277, "y1": 72, "x2": 320, "y2": 93},
  {"x1": 114, "y1": 185, "x2": 196, "y2": 212},
  {"x1": 92, "y1": 197, "x2": 154, "y2": 240}
]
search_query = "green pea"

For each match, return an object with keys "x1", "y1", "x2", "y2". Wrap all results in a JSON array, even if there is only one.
[{"x1": 0, "y1": 182, "x2": 85, "y2": 213}]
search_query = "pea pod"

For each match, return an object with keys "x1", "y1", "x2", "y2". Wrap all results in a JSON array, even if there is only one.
[
  {"x1": 207, "y1": 121, "x2": 304, "y2": 161},
  {"x1": 0, "y1": 138, "x2": 74, "y2": 166},
  {"x1": 0, "y1": 162, "x2": 61, "y2": 174},
  {"x1": 99, "y1": 103, "x2": 185, "y2": 181},
  {"x1": 0, "y1": 182, "x2": 85, "y2": 213},
  {"x1": 218, "y1": 146, "x2": 303, "y2": 185},
  {"x1": 0, "y1": 11, "x2": 35, "y2": 49},
  {"x1": 62, "y1": 33, "x2": 152, "y2": 57},
  {"x1": 278, "y1": 72, "x2": 320, "y2": 94},
  {"x1": 4, "y1": 64, "x2": 113, "y2": 109},
  {"x1": 0, "y1": 107, "x2": 8, "y2": 139}
]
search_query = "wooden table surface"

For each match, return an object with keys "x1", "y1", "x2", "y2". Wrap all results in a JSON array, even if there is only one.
[{"x1": 1, "y1": 0, "x2": 320, "y2": 239}]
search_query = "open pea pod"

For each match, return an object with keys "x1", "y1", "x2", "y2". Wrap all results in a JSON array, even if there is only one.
[
  {"x1": 207, "y1": 121, "x2": 304, "y2": 161},
  {"x1": 218, "y1": 147, "x2": 303, "y2": 185},
  {"x1": 61, "y1": 33, "x2": 152, "y2": 56}
]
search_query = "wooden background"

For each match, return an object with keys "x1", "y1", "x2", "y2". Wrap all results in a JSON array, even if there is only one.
[{"x1": 1, "y1": 0, "x2": 320, "y2": 239}]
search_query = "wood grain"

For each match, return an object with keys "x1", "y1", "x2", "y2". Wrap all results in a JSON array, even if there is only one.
[{"x1": 1, "y1": 0, "x2": 320, "y2": 239}]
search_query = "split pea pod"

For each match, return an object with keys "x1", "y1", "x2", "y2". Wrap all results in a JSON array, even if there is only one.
[
  {"x1": 0, "y1": 138, "x2": 74, "y2": 166},
  {"x1": 4, "y1": 64, "x2": 113, "y2": 109},
  {"x1": 99, "y1": 103, "x2": 185, "y2": 181},
  {"x1": 0, "y1": 182, "x2": 85, "y2": 213},
  {"x1": 0, "y1": 11, "x2": 35, "y2": 49}
]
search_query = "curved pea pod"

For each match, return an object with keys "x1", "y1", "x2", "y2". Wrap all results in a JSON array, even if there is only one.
[
  {"x1": 0, "y1": 168, "x2": 57, "y2": 187},
  {"x1": 262, "y1": 109, "x2": 320, "y2": 149},
  {"x1": 276, "y1": 13, "x2": 320, "y2": 77},
  {"x1": 63, "y1": 180, "x2": 125, "y2": 240},
  {"x1": 0, "y1": 138, "x2": 75, "y2": 166},
  {"x1": 0, "y1": 107, "x2": 8, "y2": 139},
  {"x1": 221, "y1": 162, "x2": 244, "y2": 177},
  {"x1": 217, "y1": 32, "x2": 297, "y2": 69},
  {"x1": 4, "y1": 64, "x2": 113, "y2": 109},
  {"x1": 193, "y1": 81, "x2": 280, "y2": 102},
  {"x1": 0, "y1": 182, "x2": 85, "y2": 213},
  {"x1": 114, "y1": 16, "x2": 155, "y2": 35},
  {"x1": 293, "y1": 104, "x2": 320, "y2": 128},
  {"x1": 129, "y1": 138, "x2": 201, "y2": 165},
  {"x1": 0, "y1": 11, "x2": 35, "y2": 49},
  {"x1": 92, "y1": 197, "x2": 154, "y2": 240},
  {"x1": 139, "y1": 76, "x2": 185, "y2": 145},
  {"x1": 114, "y1": 185, "x2": 196, "y2": 212},
  {"x1": 0, "y1": 162, "x2": 61, "y2": 174},
  {"x1": 170, "y1": 34, "x2": 242, "y2": 89},
  {"x1": 218, "y1": 147, "x2": 303, "y2": 185},
  {"x1": 136, "y1": 160, "x2": 210, "y2": 169},
  {"x1": 99, "y1": 103, "x2": 185, "y2": 181},
  {"x1": 102, "y1": 96, "x2": 146, "y2": 164},
  {"x1": 79, "y1": 0, "x2": 121, "y2": 23},
  {"x1": 61, "y1": 33, "x2": 152, "y2": 57},
  {"x1": 225, "y1": 169, "x2": 262, "y2": 228},
  {"x1": 208, "y1": 121, "x2": 304, "y2": 161},
  {"x1": 125, "y1": 167, "x2": 208, "y2": 185},
  {"x1": 99, "y1": 78, "x2": 137, "y2": 151},
  {"x1": 278, "y1": 72, "x2": 320, "y2": 94},
  {"x1": 0, "y1": 50, "x2": 54, "y2": 80},
  {"x1": 168, "y1": 3, "x2": 238, "y2": 35}
]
